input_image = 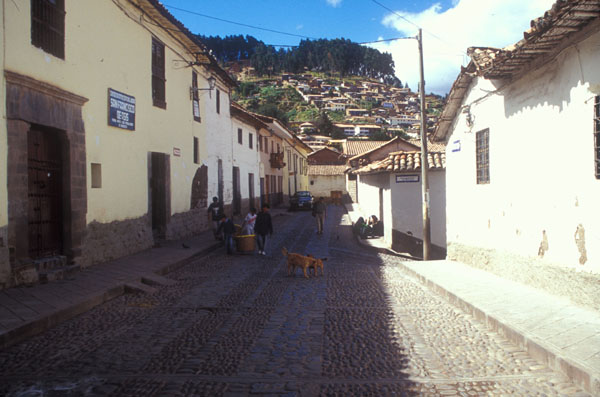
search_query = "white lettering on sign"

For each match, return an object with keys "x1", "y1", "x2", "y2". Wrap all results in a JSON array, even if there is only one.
[
  {"x1": 396, "y1": 174, "x2": 420, "y2": 183},
  {"x1": 108, "y1": 88, "x2": 136, "y2": 131}
]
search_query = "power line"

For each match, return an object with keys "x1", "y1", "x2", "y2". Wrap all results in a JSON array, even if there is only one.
[
  {"x1": 162, "y1": 4, "x2": 318, "y2": 40},
  {"x1": 369, "y1": 0, "x2": 468, "y2": 56}
]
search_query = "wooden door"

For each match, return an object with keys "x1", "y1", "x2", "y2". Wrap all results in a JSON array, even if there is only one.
[{"x1": 28, "y1": 127, "x2": 63, "y2": 258}]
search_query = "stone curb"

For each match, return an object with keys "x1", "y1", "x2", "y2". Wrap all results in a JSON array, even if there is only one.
[
  {"x1": 0, "y1": 241, "x2": 222, "y2": 350},
  {"x1": 397, "y1": 262, "x2": 600, "y2": 396}
]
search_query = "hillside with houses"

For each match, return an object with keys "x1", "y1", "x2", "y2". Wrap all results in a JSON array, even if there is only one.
[{"x1": 228, "y1": 69, "x2": 443, "y2": 151}]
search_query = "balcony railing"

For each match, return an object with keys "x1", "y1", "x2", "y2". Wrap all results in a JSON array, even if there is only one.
[{"x1": 269, "y1": 152, "x2": 286, "y2": 169}]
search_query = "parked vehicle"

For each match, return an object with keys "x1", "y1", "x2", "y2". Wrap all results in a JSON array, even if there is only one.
[{"x1": 289, "y1": 191, "x2": 314, "y2": 211}]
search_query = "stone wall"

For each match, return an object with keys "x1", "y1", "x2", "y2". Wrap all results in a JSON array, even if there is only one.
[
  {"x1": 0, "y1": 226, "x2": 10, "y2": 289},
  {"x1": 448, "y1": 242, "x2": 600, "y2": 312},
  {"x1": 80, "y1": 216, "x2": 153, "y2": 268},
  {"x1": 166, "y1": 208, "x2": 211, "y2": 241}
]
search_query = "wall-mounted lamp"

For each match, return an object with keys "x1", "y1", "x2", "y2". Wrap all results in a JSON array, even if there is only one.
[{"x1": 190, "y1": 76, "x2": 216, "y2": 99}]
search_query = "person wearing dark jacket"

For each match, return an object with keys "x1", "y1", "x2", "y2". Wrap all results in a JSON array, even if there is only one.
[
  {"x1": 207, "y1": 197, "x2": 224, "y2": 240},
  {"x1": 217, "y1": 214, "x2": 235, "y2": 254},
  {"x1": 254, "y1": 204, "x2": 273, "y2": 255}
]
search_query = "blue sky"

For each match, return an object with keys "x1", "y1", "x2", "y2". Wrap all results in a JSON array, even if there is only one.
[
  {"x1": 163, "y1": 0, "x2": 556, "y2": 94},
  {"x1": 163, "y1": 0, "x2": 456, "y2": 46}
]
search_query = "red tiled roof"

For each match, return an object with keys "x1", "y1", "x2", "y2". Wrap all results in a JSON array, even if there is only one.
[
  {"x1": 355, "y1": 151, "x2": 445, "y2": 174},
  {"x1": 433, "y1": 0, "x2": 600, "y2": 142},
  {"x1": 308, "y1": 165, "x2": 349, "y2": 176},
  {"x1": 342, "y1": 140, "x2": 389, "y2": 156}
]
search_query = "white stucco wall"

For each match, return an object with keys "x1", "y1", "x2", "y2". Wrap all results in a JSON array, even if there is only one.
[
  {"x1": 231, "y1": 118, "x2": 261, "y2": 208},
  {"x1": 389, "y1": 171, "x2": 446, "y2": 248},
  {"x1": 309, "y1": 175, "x2": 346, "y2": 198},
  {"x1": 445, "y1": 28, "x2": 600, "y2": 272}
]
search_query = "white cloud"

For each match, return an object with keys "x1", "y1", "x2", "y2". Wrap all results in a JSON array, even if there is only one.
[
  {"x1": 326, "y1": 0, "x2": 342, "y2": 7},
  {"x1": 371, "y1": 0, "x2": 556, "y2": 94},
  {"x1": 296, "y1": 24, "x2": 304, "y2": 30}
]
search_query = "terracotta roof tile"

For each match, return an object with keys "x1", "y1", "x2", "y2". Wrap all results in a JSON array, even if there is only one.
[
  {"x1": 342, "y1": 140, "x2": 389, "y2": 156},
  {"x1": 308, "y1": 165, "x2": 349, "y2": 176},
  {"x1": 355, "y1": 151, "x2": 445, "y2": 174},
  {"x1": 468, "y1": 0, "x2": 600, "y2": 79}
]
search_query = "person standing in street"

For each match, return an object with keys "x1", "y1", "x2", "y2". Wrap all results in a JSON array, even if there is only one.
[
  {"x1": 241, "y1": 207, "x2": 257, "y2": 235},
  {"x1": 217, "y1": 214, "x2": 235, "y2": 255},
  {"x1": 313, "y1": 197, "x2": 327, "y2": 235},
  {"x1": 207, "y1": 197, "x2": 224, "y2": 240},
  {"x1": 254, "y1": 204, "x2": 273, "y2": 255}
]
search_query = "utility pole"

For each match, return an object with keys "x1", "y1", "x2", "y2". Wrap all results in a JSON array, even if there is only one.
[{"x1": 417, "y1": 28, "x2": 431, "y2": 260}]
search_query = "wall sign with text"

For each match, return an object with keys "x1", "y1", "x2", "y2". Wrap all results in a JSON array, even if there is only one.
[
  {"x1": 108, "y1": 88, "x2": 136, "y2": 131},
  {"x1": 396, "y1": 174, "x2": 420, "y2": 183}
]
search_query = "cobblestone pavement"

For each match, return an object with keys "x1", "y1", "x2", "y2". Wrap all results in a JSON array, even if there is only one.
[{"x1": 0, "y1": 206, "x2": 590, "y2": 396}]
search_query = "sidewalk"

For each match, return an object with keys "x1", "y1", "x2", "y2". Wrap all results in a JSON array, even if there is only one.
[
  {"x1": 344, "y1": 203, "x2": 600, "y2": 394},
  {"x1": 0, "y1": 229, "x2": 220, "y2": 348},
  {"x1": 0, "y1": 208, "x2": 288, "y2": 349}
]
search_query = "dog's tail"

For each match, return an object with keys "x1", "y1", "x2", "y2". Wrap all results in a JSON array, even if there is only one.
[{"x1": 282, "y1": 247, "x2": 289, "y2": 257}]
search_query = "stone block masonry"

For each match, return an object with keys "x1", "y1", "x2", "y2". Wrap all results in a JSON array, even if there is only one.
[{"x1": 80, "y1": 216, "x2": 154, "y2": 268}]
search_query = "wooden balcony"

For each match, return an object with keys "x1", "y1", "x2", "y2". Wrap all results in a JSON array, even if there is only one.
[{"x1": 269, "y1": 152, "x2": 286, "y2": 169}]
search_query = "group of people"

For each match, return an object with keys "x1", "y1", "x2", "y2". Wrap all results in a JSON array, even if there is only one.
[
  {"x1": 207, "y1": 197, "x2": 273, "y2": 255},
  {"x1": 353, "y1": 215, "x2": 383, "y2": 239}
]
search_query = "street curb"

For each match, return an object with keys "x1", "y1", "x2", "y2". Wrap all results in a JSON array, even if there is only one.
[
  {"x1": 0, "y1": 285, "x2": 124, "y2": 349},
  {"x1": 0, "y1": 242, "x2": 222, "y2": 350},
  {"x1": 397, "y1": 261, "x2": 599, "y2": 395}
]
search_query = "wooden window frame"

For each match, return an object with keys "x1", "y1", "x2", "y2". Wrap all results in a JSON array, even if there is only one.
[
  {"x1": 152, "y1": 37, "x2": 166, "y2": 109},
  {"x1": 595, "y1": 96, "x2": 600, "y2": 179},
  {"x1": 216, "y1": 89, "x2": 220, "y2": 114},
  {"x1": 238, "y1": 128, "x2": 243, "y2": 145},
  {"x1": 31, "y1": 0, "x2": 65, "y2": 59},
  {"x1": 249, "y1": 133, "x2": 253, "y2": 149},
  {"x1": 192, "y1": 71, "x2": 201, "y2": 122},
  {"x1": 476, "y1": 128, "x2": 490, "y2": 184}
]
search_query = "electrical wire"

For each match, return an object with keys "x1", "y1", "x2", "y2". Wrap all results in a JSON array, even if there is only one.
[
  {"x1": 369, "y1": 0, "x2": 468, "y2": 56},
  {"x1": 162, "y1": 4, "x2": 319, "y2": 40}
]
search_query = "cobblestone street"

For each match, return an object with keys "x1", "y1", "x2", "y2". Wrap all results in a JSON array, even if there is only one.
[{"x1": 0, "y1": 206, "x2": 590, "y2": 396}]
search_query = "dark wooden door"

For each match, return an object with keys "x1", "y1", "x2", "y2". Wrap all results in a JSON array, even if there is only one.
[
  {"x1": 28, "y1": 127, "x2": 63, "y2": 258},
  {"x1": 150, "y1": 152, "x2": 168, "y2": 241},
  {"x1": 232, "y1": 166, "x2": 241, "y2": 215}
]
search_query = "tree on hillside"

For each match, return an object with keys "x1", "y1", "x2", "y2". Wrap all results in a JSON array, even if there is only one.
[{"x1": 315, "y1": 111, "x2": 334, "y2": 136}]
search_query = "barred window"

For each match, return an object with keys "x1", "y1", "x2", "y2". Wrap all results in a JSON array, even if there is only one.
[
  {"x1": 249, "y1": 133, "x2": 253, "y2": 149},
  {"x1": 192, "y1": 72, "x2": 201, "y2": 122},
  {"x1": 238, "y1": 128, "x2": 243, "y2": 145},
  {"x1": 595, "y1": 96, "x2": 600, "y2": 178},
  {"x1": 476, "y1": 128, "x2": 490, "y2": 184},
  {"x1": 31, "y1": 0, "x2": 65, "y2": 59},
  {"x1": 152, "y1": 38, "x2": 166, "y2": 109}
]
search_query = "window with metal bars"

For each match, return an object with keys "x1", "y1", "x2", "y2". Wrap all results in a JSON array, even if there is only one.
[
  {"x1": 152, "y1": 38, "x2": 166, "y2": 109},
  {"x1": 192, "y1": 72, "x2": 201, "y2": 122},
  {"x1": 476, "y1": 128, "x2": 490, "y2": 184},
  {"x1": 238, "y1": 128, "x2": 243, "y2": 144},
  {"x1": 31, "y1": 0, "x2": 65, "y2": 59},
  {"x1": 595, "y1": 96, "x2": 600, "y2": 179}
]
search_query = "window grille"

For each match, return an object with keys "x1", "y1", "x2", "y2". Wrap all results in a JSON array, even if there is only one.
[
  {"x1": 31, "y1": 0, "x2": 65, "y2": 59},
  {"x1": 152, "y1": 38, "x2": 166, "y2": 108},
  {"x1": 595, "y1": 96, "x2": 600, "y2": 179},
  {"x1": 476, "y1": 128, "x2": 490, "y2": 184}
]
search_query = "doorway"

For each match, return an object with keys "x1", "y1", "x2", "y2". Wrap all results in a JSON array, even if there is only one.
[
  {"x1": 149, "y1": 152, "x2": 170, "y2": 242},
  {"x1": 28, "y1": 126, "x2": 63, "y2": 259},
  {"x1": 232, "y1": 166, "x2": 241, "y2": 215}
]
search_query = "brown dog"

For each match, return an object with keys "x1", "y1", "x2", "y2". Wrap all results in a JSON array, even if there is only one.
[
  {"x1": 306, "y1": 254, "x2": 326, "y2": 276},
  {"x1": 282, "y1": 248, "x2": 326, "y2": 278},
  {"x1": 282, "y1": 247, "x2": 312, "y2": 278}
]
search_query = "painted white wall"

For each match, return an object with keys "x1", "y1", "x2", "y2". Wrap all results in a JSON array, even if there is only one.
[
  {"x1": 308, "y1": 175, "x2": 346, "y2": 198},
  {"x1": 445, "y1": 28, "x2": 600, "y2": 272},
  {"x1": 389, "y1": 171, "x2": 446, "y2": 247},
  {"x1": 231, "y1": 118, "x2": 261, "y2": 207}
]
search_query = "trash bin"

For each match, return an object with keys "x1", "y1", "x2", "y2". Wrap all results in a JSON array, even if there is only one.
[{"x1": 235, "y1": 234, "x2": 255, "y2": 253}]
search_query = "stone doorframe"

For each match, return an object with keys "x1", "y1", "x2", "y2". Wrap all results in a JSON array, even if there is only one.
[{"x1": 5, "y1": 71, "x2": 88, "y2": 268}]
